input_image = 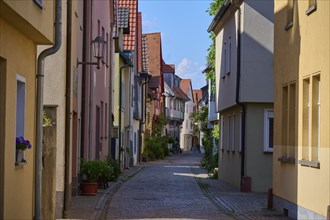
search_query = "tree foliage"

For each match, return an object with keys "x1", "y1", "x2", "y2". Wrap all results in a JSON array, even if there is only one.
[{"x1": 205, "y1": 0, "x2": 225, "y2": 92}]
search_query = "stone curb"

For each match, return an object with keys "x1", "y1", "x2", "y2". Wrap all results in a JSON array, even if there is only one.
[{"x1": 92, "y1": 166, "x2": 143, "y2": 220}]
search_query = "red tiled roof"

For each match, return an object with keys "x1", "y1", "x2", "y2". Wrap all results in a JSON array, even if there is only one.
[
  {"x1": 163, "y1": 62, "x2": 175, "y2": 74},
  {"x1": 180, "y1": 79, "x2": 192, "y2": 101},
  {"x1": 173, "y1": 86, "x2": 190, "y2": 101},
  {"x1": 118, "y1": 0, "x2": 138, "y2": 51},
  {"x1": 193, "y1": 90, "x2": 203, "y2": 105},
  {"x1": 137, "y1": 12, "x2": 142, "y2": 72}
]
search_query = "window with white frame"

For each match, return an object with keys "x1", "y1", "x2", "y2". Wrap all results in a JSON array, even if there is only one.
[
  {"x1": 16, "y1": 75, "x2": 26, "y2": 162},
  {"x1": 264, "y1": 110, "x2": 274, "y2": 152}
]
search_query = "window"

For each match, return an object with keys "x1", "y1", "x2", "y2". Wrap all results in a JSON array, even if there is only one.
[
  {"x1": 306, "y1": 0, "x2": 317, "y2": 15},
  {"x1": 105, "y1": 103, "x2": 108, "y2": 139},
  {"x1": 105, "y1": 33, "x2": 109, "y2": 66},
  {"x1": 220, "y1": 116, "x2": 224, "y2": 150},
  {"x1": 231, "y1": 114, "x2": 235, "y2": 151},
  {"x1": 16, "y1": 75, "x2": 26, "y2": 163},
  {"x1": 223, "y1": 42, "x2": 227, "y2": 78},
  {"x1": 300, "y1": 74, "x2": 320, "y2": 168},
  {"x1": 227, "y1": 37, "x2": 231, "y2": 75},
  {"x1": 239, "y1": 111, "x2": 242, "y2": 152},
  {"x1": 101, "y1": 101, "x2": 104, "y2": 139},
  {"x1": 228, "y1": 115, "x2": 231, "y2": 151},
  {"x1": 285, "y1": 0, "x2": 294, "y2": 30},
  {"x1": 264, "y1": 110, "x2": 274, "y2": 152},
  {"x1": 279, "y1": 82, "x2": 296, "y2": 163}
]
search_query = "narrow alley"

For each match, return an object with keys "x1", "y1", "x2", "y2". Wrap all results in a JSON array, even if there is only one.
[{"x1": 67, "y1": 153, "x2": 290, "y2": 220}]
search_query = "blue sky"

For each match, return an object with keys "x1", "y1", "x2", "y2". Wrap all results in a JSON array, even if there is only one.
[{"x1": 139, "y1": 0, "x2": 213, "y2": 89}]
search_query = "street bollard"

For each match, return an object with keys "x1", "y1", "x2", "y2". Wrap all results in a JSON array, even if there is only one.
[{"x1": 267, "y1": 188, "x2": 273, "y2": 209}]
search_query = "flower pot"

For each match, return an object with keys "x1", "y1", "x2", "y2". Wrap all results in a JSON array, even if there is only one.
[
  {"x1": 80, "y1": 182, "x2": 98, "y2": 196},
  {"x1": 16, "y1": 149, "x2": 24, "y2": 163}
]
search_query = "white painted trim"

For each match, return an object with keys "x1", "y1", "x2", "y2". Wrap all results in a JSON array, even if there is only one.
[{"x1": 264, "y1": 109, "x2": 274, "y2": 152}]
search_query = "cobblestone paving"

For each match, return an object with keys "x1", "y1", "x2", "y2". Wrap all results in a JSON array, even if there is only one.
[{"x1": 106, "y1": 153, "x2": 233, "y2": 219}]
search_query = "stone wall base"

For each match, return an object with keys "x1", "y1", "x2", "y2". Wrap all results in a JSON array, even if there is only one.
[{"x1": 274, "y1": 195, "x2": 326, "y2": 219}]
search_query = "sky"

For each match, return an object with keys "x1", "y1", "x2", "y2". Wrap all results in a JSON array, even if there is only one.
[{"x1": 138, "y1": 0, "x2": 213, "y2": 90}]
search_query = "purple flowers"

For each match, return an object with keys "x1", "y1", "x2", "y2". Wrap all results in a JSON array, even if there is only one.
[{"x1": 16, "y1": 136, "x2": 32, "y2": 151}]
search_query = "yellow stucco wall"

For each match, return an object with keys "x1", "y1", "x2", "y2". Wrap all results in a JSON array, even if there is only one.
[
  {"x1": 274, "y1": 0, "x2": 330, "y2": 217},
  {"x1": 0, "y1": 0, "x2": 54, "y2": 218},
  {"x1": 0, "y1": 18, "x2": 36, "y2": 219},
  {"x1": 1, "y1": 0, "x2": 53, "y2": 44}
]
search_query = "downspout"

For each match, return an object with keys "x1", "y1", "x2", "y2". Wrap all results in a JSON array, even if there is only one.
[
  {"x1": 35, "y1": 0, "x2": 62, "y2": 219},
  {"x1": 80, "y1": 0, "x2": 88, "y2": 161},
  {"x1": 108, "y1": 23, "x2": 114, "y2": 158},
  {"x1": 235, "y1": 6, "x2": 246, "y2": 187},
  {"x1": 63, "y1": 0, "x2": 72, "y2": 218},
  {"x1": 88, "y1": 0, "x2": 94, "y2": 160}
]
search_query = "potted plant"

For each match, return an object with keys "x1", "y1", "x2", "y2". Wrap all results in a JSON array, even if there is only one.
[
  {"x1": 80, "y1": 160, "x2": 102, "y2": 195},
  {"x1": 16, "y1": 136, "x2": 32, "y2": 164}
]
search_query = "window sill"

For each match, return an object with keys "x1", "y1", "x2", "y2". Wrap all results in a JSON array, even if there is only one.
[
  {"x1": 263, "y1": 151, "x2": 273, "y2": 154},
  {"x1": 284, "y1": 21, "x2": 293, "y2": 31},
  {"x1": 278, "y1": 156, "x2": 295, "y2": 164},
  {"x1": 15, "y1": 161, "x2": 27, "y2": 167},
  {"x1": 299, "y1": 159, "x2": 320, "y2": 168},
  {"x1": 306, "y1": 5, "x2": 317, "y2": 16}
]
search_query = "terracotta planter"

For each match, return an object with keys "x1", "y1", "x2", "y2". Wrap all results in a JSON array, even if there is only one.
[{"x1": 80, "y1": 182, "x2": 98, "y2": 196}]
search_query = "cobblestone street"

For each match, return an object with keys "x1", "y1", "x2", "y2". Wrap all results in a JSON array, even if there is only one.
[{"x1": 102, "y1": 153, "x2": 289, "y2": 220}]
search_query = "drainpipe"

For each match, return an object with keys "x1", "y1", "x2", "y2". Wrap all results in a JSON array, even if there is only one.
[
  {"x1": 63, "y1": 0, "x2": 72, "y2": 218},
  {"x1": 35, "y1": 0, "x2": 62, "y2": 219},
  {"x1": 88, "y1": 0, "x2": 94, "y2": 160},
  {"x1": 235, "y1": 6, "x2": 246, "y2": 187},
  {"x1": 108, "y1": 23, "x2": 114, "y2": 158},
  {"x1": 80, "y1": 0, "x2": 88, "y2": 161},
  {"x1": 119, "y1": 63, "x2": 132, "y2": 169}
]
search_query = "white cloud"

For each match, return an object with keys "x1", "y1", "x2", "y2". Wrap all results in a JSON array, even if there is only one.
[{"x1": 176, "y1": 58, "x2": 207, "y2": 89}]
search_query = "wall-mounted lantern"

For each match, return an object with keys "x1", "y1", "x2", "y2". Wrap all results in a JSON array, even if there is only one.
[{"x1": 77, "y1": 36, "x2": 107, "y2": 69}]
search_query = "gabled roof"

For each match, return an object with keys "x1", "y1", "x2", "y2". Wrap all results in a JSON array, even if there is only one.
[
  {"x1": 173, "y1": 86, "x2": 190, "y2": 102},
  {"x1": 180, "y1": 79, "x2": 193, "y2": 101},
  {"x1": 163, "y1": 61, "x2": 175, "y2": 74},
  {"x1": 193, "y1": 90, "x2": 203, "y2": 105},
  {"x1": 118, "y1": 0, "x2": 138, "y2": 51},
  {"x1": 137, "y1": 12, "x2": 143, "y2": 72}
]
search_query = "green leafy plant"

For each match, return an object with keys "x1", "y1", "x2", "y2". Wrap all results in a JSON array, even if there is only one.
[
  {"x1": 80, "y1": 159, "x2": 110, "y2": 183},
  {"x1": 107, "y1": 156, "x2": 121, "y2": 181}
]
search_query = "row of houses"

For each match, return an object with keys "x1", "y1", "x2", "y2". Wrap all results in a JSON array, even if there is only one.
[
  {"x1": 0, "y1": 0, "x2": 198, "y2": 219},
  {"x1": 207, "y1": 0, "x2": 329, "y2": 219}
]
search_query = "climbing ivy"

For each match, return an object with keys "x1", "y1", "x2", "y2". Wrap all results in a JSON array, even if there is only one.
[{"x1": 205, "y1": 0, "x2": 225, "y2": 92}]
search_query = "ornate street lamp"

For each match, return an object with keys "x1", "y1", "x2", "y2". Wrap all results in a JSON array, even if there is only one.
[{"x1": 77, "y1": 35, "x2": 107, "y2": 69}]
